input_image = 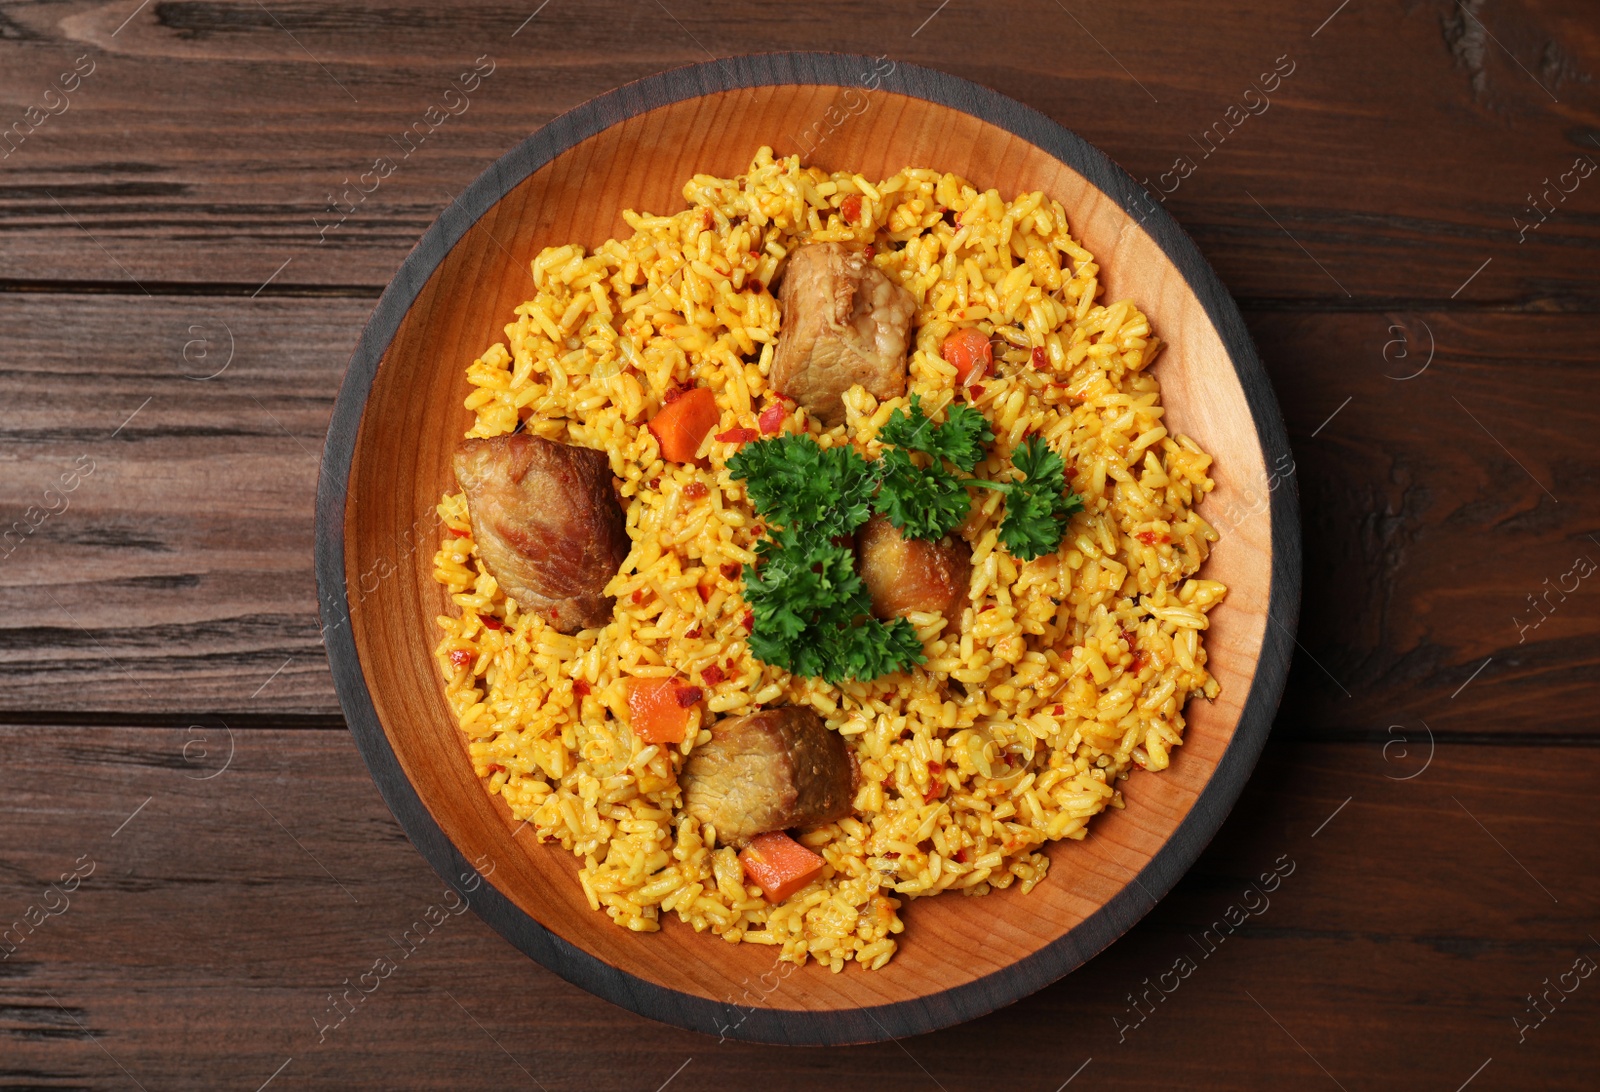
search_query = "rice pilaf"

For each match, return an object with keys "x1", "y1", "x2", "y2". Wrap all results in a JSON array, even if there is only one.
[{"x1": 431, "y1": 148, "x2": 1226, "y2": 972}]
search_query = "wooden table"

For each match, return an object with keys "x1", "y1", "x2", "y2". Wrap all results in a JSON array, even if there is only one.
[{"x1": 3, "y1": 2, "x2": 1596, "y2": 1088}]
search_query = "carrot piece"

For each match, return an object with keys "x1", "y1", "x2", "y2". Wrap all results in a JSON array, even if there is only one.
[
  {"x1": 647, "y1": 387, "x2": 719, "y2": 462},
  {"x1": 624, "y1": 677, "x2": 698, "y2": 744},
  {"x1": 739, "y1": 831, "x2": 825, "y2": 903},
  {"x1": 940, "y1": 328, "x2": 993, "y2": 386}
]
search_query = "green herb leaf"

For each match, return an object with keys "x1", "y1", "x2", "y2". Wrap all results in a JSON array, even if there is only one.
[
  {"x1": 879, "y1": 394, "x2": 994, "y2": 473},
  {"x1": 726, "y1": 400, "x2": 1075, "y2": 684},
  {"x1": 740, "y1": 538, "x2": 924, "y2": 683},
  {"x1": 925, "y1": 402, "x2": 994, "y2": 473},
  {"x1": 731, "y1": 473, "x2": 925, "y2": 684},
  {"x1": 873, "y1": 446, "x2": 972, "y2": 541},
  {"x1": 994, "y1": 436, "x2": 1084, "y2": 561},
  {"x1": 727, "y1": 434, "x2": 878, "y2": 539},
  {"x1": 819, "y1": 615, "x2": 926, "y2": 682}
]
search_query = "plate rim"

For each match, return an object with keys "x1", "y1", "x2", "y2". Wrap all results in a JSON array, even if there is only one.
[{"x1": 314, "y1": 50, "x2": 1302, "y2": 1046}]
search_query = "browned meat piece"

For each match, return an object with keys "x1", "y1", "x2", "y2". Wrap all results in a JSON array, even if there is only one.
[
  {"x1": 856, "y1": 514, "x2": 971, "y2": 622},
  {"x1": 681, "y1": 707, "x2": 855, "y2": 844},
  {"x1": 770, "y1": 243, "x2": 916, "y2": 427},
  {"x1": 453, "y1": 434, "x2": 629, "y2": 633}
]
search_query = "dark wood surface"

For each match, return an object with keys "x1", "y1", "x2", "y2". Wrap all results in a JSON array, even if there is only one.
[{"x1": 2, "y1": 0, "x2": 1596, "y2": 1086}]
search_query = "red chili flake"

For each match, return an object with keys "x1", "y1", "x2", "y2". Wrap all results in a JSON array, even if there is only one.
[
  {"x1": 716, "y1": 427, "x2": 759, "y2": 444},
  {"x1": 885, "y1": 851, "x2": 901, "y2": 859},
  {"x1": 448, "y1": 649, "x2": 472, "y2": 669},
  {"x1": 631, "y1": 589, "x2": 646, "y2": 603},
  {"x1": 480, "y1": 615, "x2": 503, "y2": 630},
  {"x1": 751, "y1": 524, "x2": 765, "y2": 538},
  {"x1": 1129, "y1": 651, "x2": 1148, "y2": 673},
  {"x1": 1135, "y1": 530, "x2": 1170, "y2": 545},
  {"x1": 675, "y1": 685, "x2": 704, "y2": 708},
  {"x1": 929, "y1": 760, "x2": 944, "y2": 776},
  {"x1": 721, "y1": 562, "x2": 742, "y2": 580},
  {"x1": 1052, "y1": 704, "x2": 1065, "y2": 716},
  {"x1": 701, "y1": 664, "x2": 726, "y2": 687},
  {"x1": 979, "y1": 604, "x2": 994, "y2": 613},
  {"x1": 840, "y1": 193, "x2": 863, "y2": 223},
  {"x1": 684, "y1": 481, "x2": 709, "y2": 500},
  {"x1": 697, "y1": 584, "x2": 713, "y2": 603},
  {"x1": 447, "y1": 526, "x2": 470, "y2": 537},
  {"x1": 863, "y1": 243, "x2": 875, "y2": 259},
  {"x1": 662, "y1": 384, "x2": 689, "y2": 405},
  {"x1": 953, "y1": 848, "x2": 969, "y2": 864},
  {"x1": 572, "y1": 679, "x2": 591, "y2": 698},
  {"x1": 648, "y1": 477, "x2": 661, "y2": 491},
  {"x1": 1064, "y1": 467, "x2": 1077, "y2": 479},
  {"x1": 1119, "y1": 622, "x2": 1135, "y2": 647},
  {"x1": 742, "y1": 610, "x2": 755, "y2": 632},
  {"x1": 758, "y1": 402, "x2": 785, "y2": 434},
  {"x1": 925, "y1": 761, "x2": 946, "y2": 800},
  {"x1": 486, "y1": 763, "x2": 506, "y2": 775},
  {"x1": 968, "y1": 384, "x2": 986, "y2": 399},
  {"x1": 1030, "y1": 346, "x2": 1048, "y2": 369},
  {"x1": 700, "y1": 208, "x2": 714, "y2": 231},
  {"x1": 685, "y1": 623, "x2": 703, "y2": 639},
  {"x1": 724, "y1": 657, "x2": 736, "y2": 672}
]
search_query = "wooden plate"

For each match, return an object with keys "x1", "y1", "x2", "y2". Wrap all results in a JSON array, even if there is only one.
[{"x1": 315, "y1": 52, "x2": 1300, "y2": 1045}]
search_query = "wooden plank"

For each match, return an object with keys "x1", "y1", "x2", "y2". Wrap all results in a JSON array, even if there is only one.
[
  {"x1": 1257, "y1": 308, "x2": 1600, "y2": 741},
  {"x1": 0, "y1": 294, "x2": 362, "y2": 715},
  {"x1": 0, "y1": 727, "x2": 1594, "y2": 1088},
  {"x1": 0, "y1": 2, "x2": 1595, "y2": 303},
  {"x1": 1, "y1": 296, "x2": 1595, "y2": 730}
]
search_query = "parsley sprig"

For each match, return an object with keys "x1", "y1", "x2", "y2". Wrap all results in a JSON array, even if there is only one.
[
  {"x1": 726, "y1": 396, "x2": 1083, "y2": 682},
  {"x1": 965, "y1": 435, "x2": 1084, "y2": 560},
  {"x1": 875, "y1": 396, "x2": 1083, "y2": 560},
  {"x1": 728, "y1": 437, "x2": 924, "y2": 683}
]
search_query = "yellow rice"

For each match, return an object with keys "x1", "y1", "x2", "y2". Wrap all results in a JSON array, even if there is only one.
[{"x1": 430, "y1": 148, "x2": 1226, "y2": 972}]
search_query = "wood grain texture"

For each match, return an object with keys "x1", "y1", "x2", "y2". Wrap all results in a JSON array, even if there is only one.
[
  {"x1": 0, "y1": 1, "x2": 1596, "y2": 304},
  {"x1": 2, "y1": 726, "x2": 1595, "y2": 1089},
  {"x1": 0, "y1": 293, "x2": 362, "y2": 716},
  {"x1": 2, "y1": 297, "x2": 1593, "y2": 733},
  {"x1": 319, "y1": 55, "x2": 1296, "y2": 1041},
  {"x1": 1, "y1": 0, "x2": 1596, "y2": 1077}
]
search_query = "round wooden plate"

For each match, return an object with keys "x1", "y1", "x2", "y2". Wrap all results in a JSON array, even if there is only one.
[{"x1": 315, "y1": 52, "x2": 1301, "y2": 1045}]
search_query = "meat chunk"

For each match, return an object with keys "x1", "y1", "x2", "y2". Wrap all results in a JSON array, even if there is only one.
[
  {"x1": 452, "y1": 434, "x2": 629, "y2": 633},
  {"x1": 856, "y1": 514, "x2": 971, "y2": 622},
  {"x1": 681, "y1": 707, "x2": 855, "y2": 844},
  {"x1": 770, "y1": 243, "x2": 916, "y2": 427}
]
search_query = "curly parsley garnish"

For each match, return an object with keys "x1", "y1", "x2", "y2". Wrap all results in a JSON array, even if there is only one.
[
  {"x1": 965, "y1": 434, "x2": 1084, "y2": 560},
  {"x1": 726, "y1": 396, "x2": 1082, "y2": 682},
  {"x1": 876, "y1": 396, "x2": 1083, "y2": 560},
  {"x1": 727, "y1": 441, "x2": 924, "y2": 683}
]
